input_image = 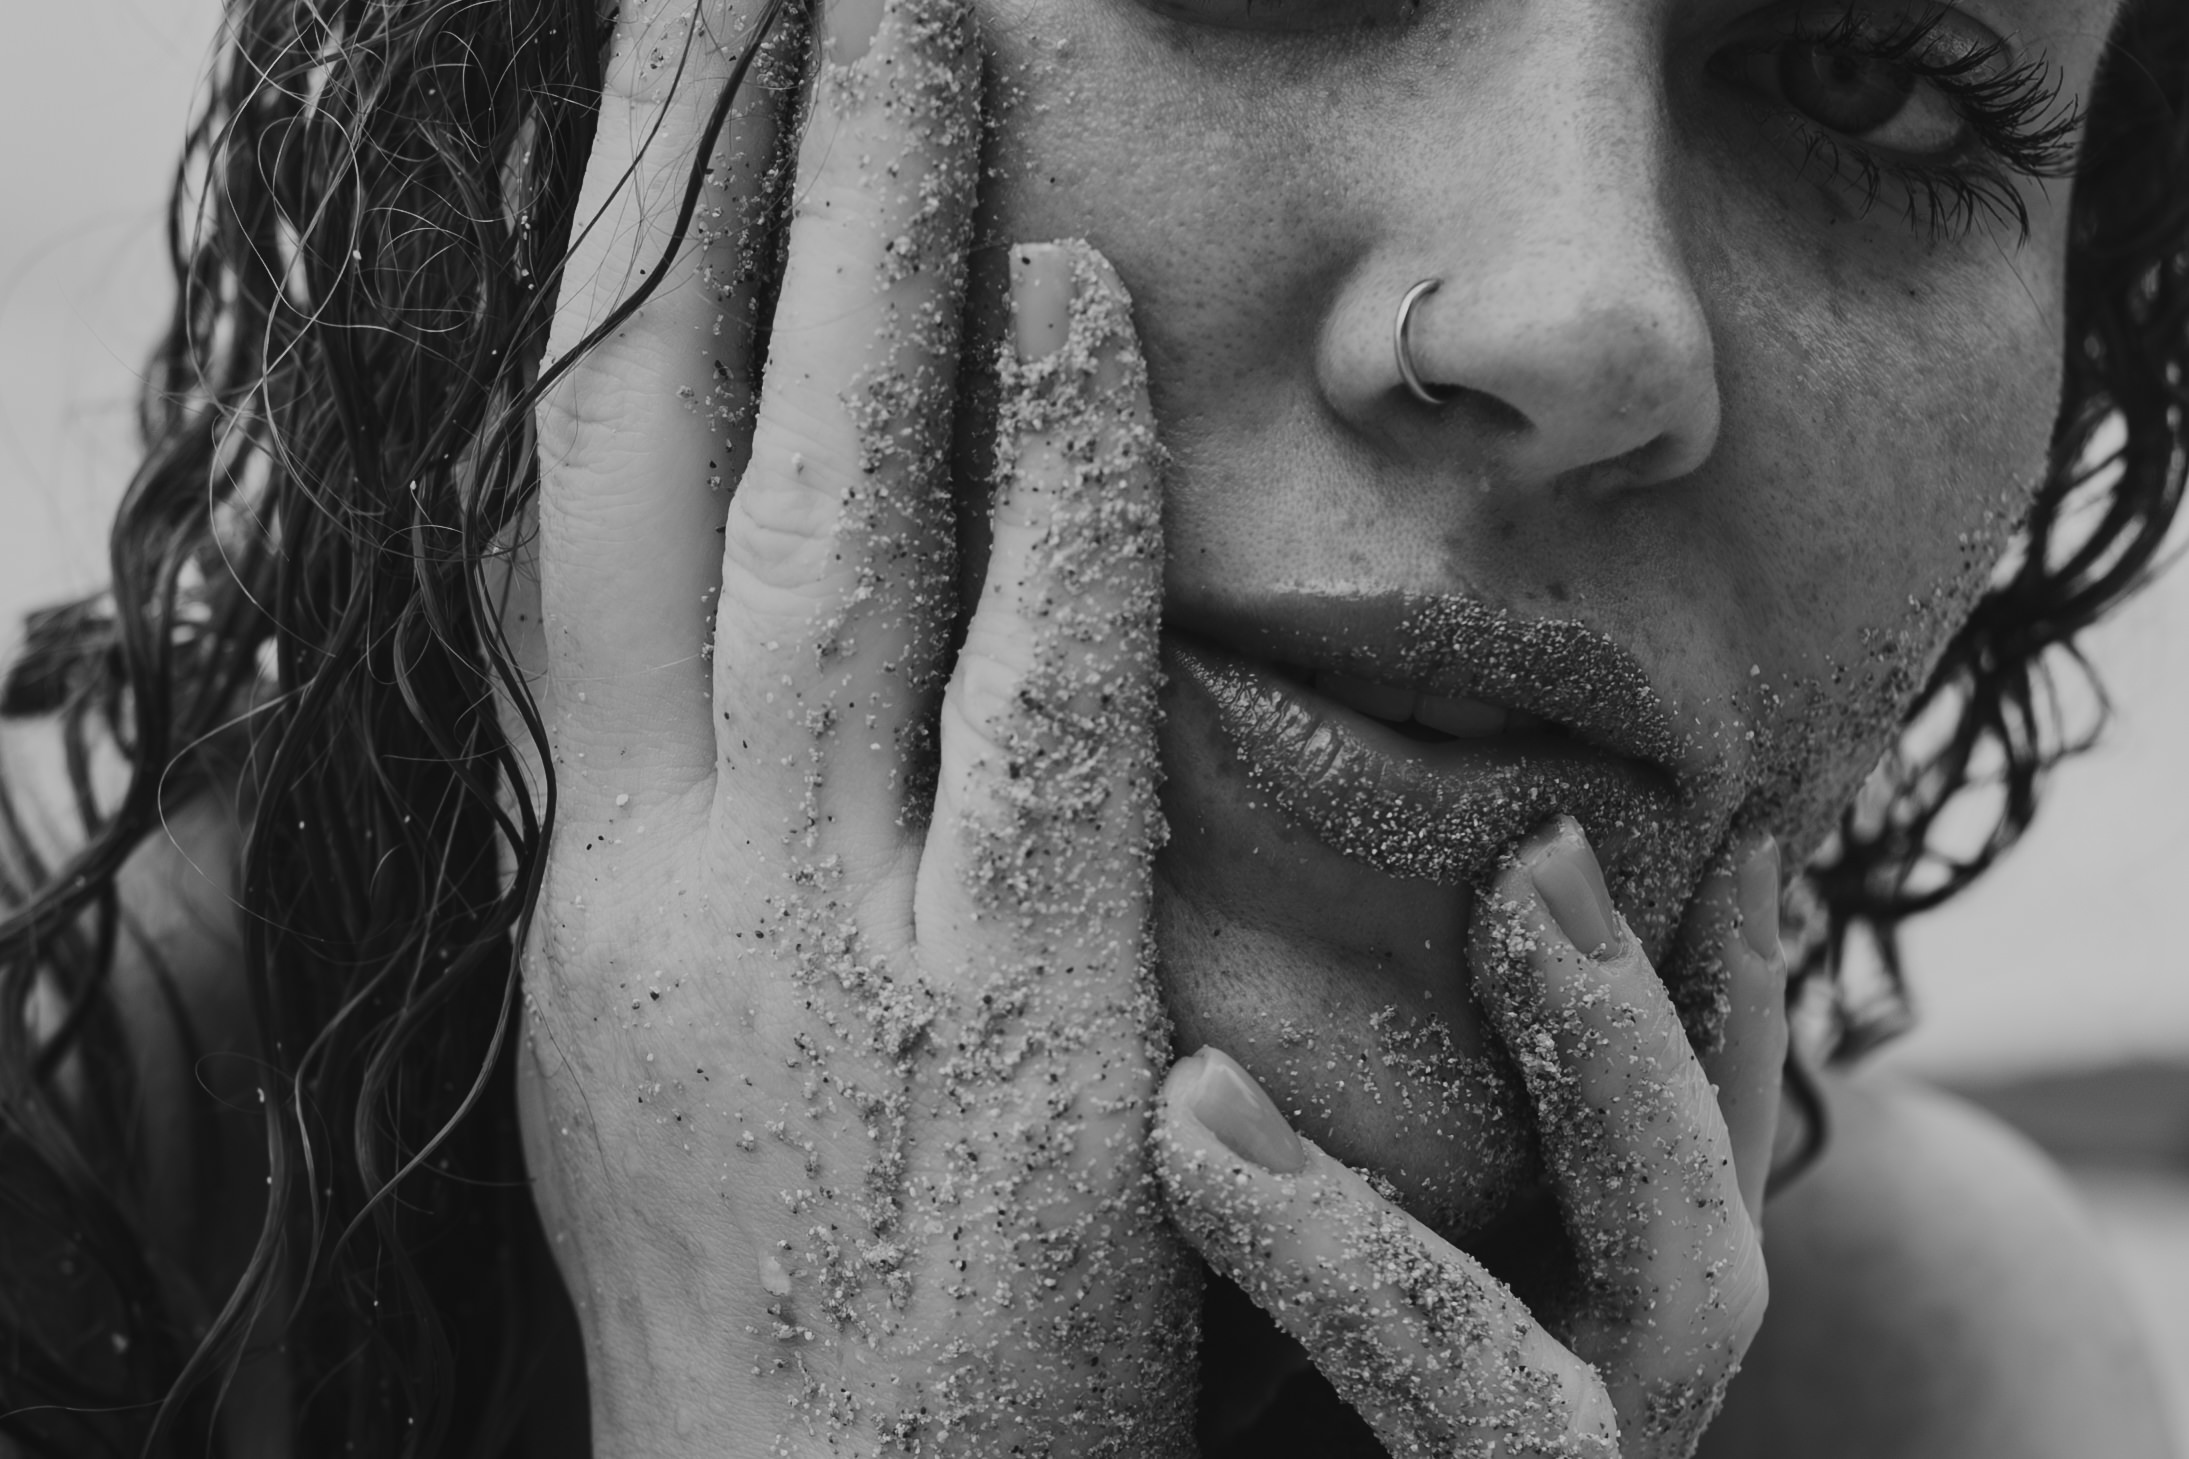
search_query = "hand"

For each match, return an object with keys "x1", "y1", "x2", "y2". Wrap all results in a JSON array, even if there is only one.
[
  {"x1": 511, "y1": 1, "x2": 1194, "y2": 1453},
  {"x1": 1156, "y1": 822, "x2": 1787, "y2": 1458}
]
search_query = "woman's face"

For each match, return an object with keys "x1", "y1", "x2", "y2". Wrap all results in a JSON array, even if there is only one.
[{"x1": 947, "y1": 0, "x2": 2120, "y2": 1238}]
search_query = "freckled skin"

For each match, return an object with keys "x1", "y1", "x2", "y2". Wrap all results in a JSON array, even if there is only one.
[
  {"x1": 505, "y1": 0, "x2": 2131, "y2": 1453},
  {"x1": 948, "y1": 0, "x2": 2113, "y2": 1240}
]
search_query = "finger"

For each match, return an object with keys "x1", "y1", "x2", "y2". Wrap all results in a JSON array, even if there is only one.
[
  {"x1": 917, "y1": 240, "x2": 1164, "y2": 967},
  {"x1": 535, "y1": 0, "x2": 788, "y2": 784},
  {"x1": 1694, "y1": 835, "x2": 1788, "y2": 1226},
  {"x1": 1469, "y1": 817, "x2": 1767, "y2": 1457},
  {"x1": 880, "y1": 243, "x2": 1180, "y2": 1448},
  {"x1": 712, "y1": 0, "x2": 980, "y2": 836},
  {"x1": 1155, "y1": 1047, "x2": 1621, "y2": 1459}
]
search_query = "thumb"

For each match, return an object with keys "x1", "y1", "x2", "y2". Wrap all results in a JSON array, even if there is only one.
[{"x1": 1154, "y1": 1047, "x2": 1619, "y2": 1458}]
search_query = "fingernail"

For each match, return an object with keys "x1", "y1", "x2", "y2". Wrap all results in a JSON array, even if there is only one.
[
  {"x1": 1185, "y1": 1047, "x2": 1305, "y2": 1175},
  {"x1": 827, "y1": 0, "x2": 888, "y2": 64},
  {"x1": 1523, "y1": 816, "x2": 1622, "y2": 960},
  {"x1": 1009, "y1": 244, "x2": 1075, "y2": 363},
  {"x1": 1737, "y1": 834, "x2": 1781, "y2": 963}
]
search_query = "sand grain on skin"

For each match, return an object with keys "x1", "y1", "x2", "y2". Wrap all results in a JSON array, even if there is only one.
[
  {"x1": 1467, "y1": 857, "x2": 1755, "y2": 1458},
  {"x1": 735, "y1": 33, "x2": 1198, "y2": 1437},
  {"x1": 1160, "y1": 1127, "x2": 1619, "y2": 1459}
]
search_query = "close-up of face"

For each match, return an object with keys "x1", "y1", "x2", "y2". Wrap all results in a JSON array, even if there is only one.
[
  {"x1": 10, "y1": 0, "x2": 2189, "y2": 1451},
  {"x1": 940, "y1": 0, "x2": 2121, "y2": 1242}
]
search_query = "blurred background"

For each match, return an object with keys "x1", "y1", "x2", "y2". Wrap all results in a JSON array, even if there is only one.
[{"x1": 4, "y1": 0, "x2": 2185, "y2": 1439}]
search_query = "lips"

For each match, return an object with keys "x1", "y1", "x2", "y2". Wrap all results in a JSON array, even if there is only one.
[
  {"x1": 1308, "y1": 670, "x2": 1547, "y2": 740},
  {"x1": 1161, "y1": 591, "x2": 1716, "y2": 960},
  {"x1": 1148, "y1": 593, "x2": 1740, "y2": 1254},
  {"x1": 1173, "y1": 590, "x2": 1691, "y2": 771}
]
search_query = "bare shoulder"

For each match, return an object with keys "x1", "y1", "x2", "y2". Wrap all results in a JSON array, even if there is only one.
[
  {"x1": 1701, "y1": 1072, "x2": 2176, "y2": 1459},
  {"x1": 0, "y1": 705, "x2": 287, "y2": 1452},
  {"x1": 0, "y1": 706, "x2": 255, "y2": 1226},
  {"x1": 0, "y1": 707, "x2": 245, "y2": 1007}
]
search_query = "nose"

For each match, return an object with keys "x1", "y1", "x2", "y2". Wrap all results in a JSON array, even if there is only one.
[
  {"x1": 1320, "y1": 44, "x2": 1720, "y2": 494},
  {"x1": 1395, "y1": 257, "x2": 1720, "y2": 490}
]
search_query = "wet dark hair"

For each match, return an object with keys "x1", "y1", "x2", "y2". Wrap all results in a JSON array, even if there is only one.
[
  {"x1": 0, "y1": 0, "x2": 2183, "y2": 1452},
  {"x1": 1805, "y1": 0, "x2": 2189, "y2": 1055}
]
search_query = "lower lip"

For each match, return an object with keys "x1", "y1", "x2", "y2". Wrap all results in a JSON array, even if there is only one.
[{"x1": 1166, "y1": 637, "x2": 1693, "y2": 902}]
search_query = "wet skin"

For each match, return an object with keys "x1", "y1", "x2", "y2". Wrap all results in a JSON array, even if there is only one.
[
  {"x1": 486, "y1": 0, "x2": 2141, "y2": 1447},
  {"x1": 946, "y1": 0, "x2": 2122, "y2": 1240}
]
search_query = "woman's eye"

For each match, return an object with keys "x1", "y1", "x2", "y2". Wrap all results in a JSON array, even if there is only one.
[
  {"x1": 1712, "y1": 10, "x2": 2078, "y2": 240},
  {"x1": 1775, "y1": 41, "x2": 1967, "y2": 155},
  {"x1": 1137, "y1": 0, "x2": 1416, "y2": 32}
]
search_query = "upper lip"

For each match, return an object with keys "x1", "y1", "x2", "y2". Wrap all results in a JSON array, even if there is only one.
[{"x1": 1166, "y1": 589, "x2": 1690, "y2": 781}]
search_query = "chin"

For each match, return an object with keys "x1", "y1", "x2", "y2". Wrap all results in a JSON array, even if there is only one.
[{"x1": 1145, "y1": 593, "x2": 1771, "y2": 1244}]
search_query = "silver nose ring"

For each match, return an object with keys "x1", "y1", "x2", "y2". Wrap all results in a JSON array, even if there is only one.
[{"x1": 1394, "y1": 278, "x2": 1450, "y2": 406}]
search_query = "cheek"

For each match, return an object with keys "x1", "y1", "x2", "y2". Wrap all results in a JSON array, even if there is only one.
[
  {"x1": 1784, "y1": 307, "x2": 2053, "y2": 628},
  {"x1": 972, "y1": 15, "x2": 1259, "y2": 322},
  {"x1": 954, "y1": 7, "x2": 1349, "y2": 584},
  {"x1": 1712, "y1": 224, "x2": 2067, "y2": 845},
  {"x1": 967, "y1": 6, "x2": 1366, "y2": 419}
]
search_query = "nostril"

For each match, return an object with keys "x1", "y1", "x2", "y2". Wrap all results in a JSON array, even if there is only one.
[
  {"x1": 1412, "y1": 383, "x2": 1532, "y2": 439},
  {"x1": 1605, "y1": 432, "x2": 1684, "y2": 486},
  {"x1": 1552, "y1": 433, "x2": 1691, "y2": 497},
  {"x1": 1466, "y1": 389, "x2": 1533, "y2": 438},
  {"x1": 1332, "y1": 261, "x2": 1719, "y2": 489}
]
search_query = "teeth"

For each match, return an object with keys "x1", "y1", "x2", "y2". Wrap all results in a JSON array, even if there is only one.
[
  {"x1": 1414, "y1": 693, "x2": 1509, "y2": 738},
  {"x1": 1314, "y1": 671, "x2": 1418, "y2": 723},
  {"x1": 1312, "y1": 670, "x2": 1520, "y2": 739}
]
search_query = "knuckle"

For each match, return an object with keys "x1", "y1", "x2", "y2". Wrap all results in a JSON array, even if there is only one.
[
  {"x1": 936, "y1": 652, "x2": 1041, "y2": 807},
  {"x1": 536, "y1": 356, "x2": 643, "y2": 466},
  {"x1": 937, "y1": 638, "x2": 1154, "y2": 925},
  {"x1": 943, "y1": 626, "x2": 1149, "y2": 782},
  {"x1": 721, "y1": 478, "x2": 839, "y2": 594},
  {"x1": 716, "y1": 422, "x2": 864, "y2": 607},
  {"x1": 945, "y1": 633, "x2": 1035, "y2": 743},
  {"x1": 1718, "y1": 1229, "x2": 1771, "y2": 1347},
  {"x1": 537, "y1": 489, "x2": 670, "y2": 571},
  {"x1": 538, "y1": 331, "x2": 716, "y2": 468},
  {"x1": 1300, "y1": 1299, "x2": 1377, "y2": 1352},
  {"x1": 1668, "y1": 1220, "x2": 1770, "y2": 1365}
]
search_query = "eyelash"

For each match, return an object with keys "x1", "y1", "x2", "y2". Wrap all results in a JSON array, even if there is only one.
[
  {"x1": 1140, "y1": 0, "x2": 2081, "y2": 243},
  {"x1": 1740, "y1": 8, "x2": 2083, "y2": 243}
]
